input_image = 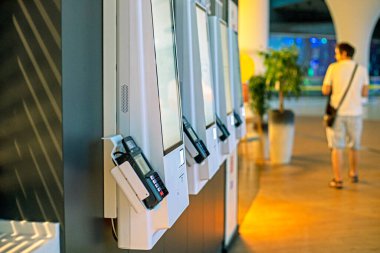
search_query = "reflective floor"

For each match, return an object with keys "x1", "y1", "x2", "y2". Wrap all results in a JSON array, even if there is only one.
[{"x1": 231, "y1": 97, "x2": 380, "y2": 253}]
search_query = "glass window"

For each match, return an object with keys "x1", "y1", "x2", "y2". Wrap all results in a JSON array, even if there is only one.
[
  {"x1": 219, "y1": 22, "x2": 233, "y2": 114},
  {"x1": 195, "y1": 5, "x2": 215, "y2": 127},
  {"x1": 269, "y1": 34, "x2": 336, "y2": 95},
  {"x1": 151, "y1": 0, "x2": 182, "y2": 153}
]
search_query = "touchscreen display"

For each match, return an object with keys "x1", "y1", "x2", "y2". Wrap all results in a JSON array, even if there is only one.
[
  {"x1": 151, "y1": 0, "x2": 183, "y2": 152},
  {"x1": 195, "y1": 5, "x2": 215, "y2": 127},
  {"x1": 233, "y1": 33, "x2": 243, "y2": 106},
  {"x1": 135, "y1": 154, "x2": 151, "y2": 176},
  {"x1": 219, "y1": 22, "x2": 233, "y2": 114}
]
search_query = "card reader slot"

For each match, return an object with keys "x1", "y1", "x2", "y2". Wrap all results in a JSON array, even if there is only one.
[
  {"x1": 111, "y1": 166, "x2": 146, "y2": 213},
  {"x1": 118, "y1": 162, "x2": 151, "y2": 201}
]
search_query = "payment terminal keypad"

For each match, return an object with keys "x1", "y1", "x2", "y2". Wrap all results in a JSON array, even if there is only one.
[{"x1": 148, "y1": 172, "x2": 168, "y2": 197}]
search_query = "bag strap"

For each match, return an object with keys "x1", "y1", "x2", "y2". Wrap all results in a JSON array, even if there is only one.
[{"x1": 335, "y1": 63, "x2": 358, "y2": 111}]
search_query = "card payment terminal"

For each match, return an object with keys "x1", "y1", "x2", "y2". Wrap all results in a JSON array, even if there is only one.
[
  {"x1": 233, "y1": 110, "x2": 243, "y2": 127},
  {"x1": 182, "y1": 116, "x2": 210, "y2": 164},
  {"x1": 114, "y1": 136, "x2": 169, "y2": 210},
  {"x1": 215, "y1": 115, "x2": 230, "y2": 141}
]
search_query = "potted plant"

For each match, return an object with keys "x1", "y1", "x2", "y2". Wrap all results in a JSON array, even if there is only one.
[
  {"x1": 259, "y1": 47, "x2": 304, "y2": 164},
  {"x1": 248, "y1": 75, "x2": 269, "y2": 163}
]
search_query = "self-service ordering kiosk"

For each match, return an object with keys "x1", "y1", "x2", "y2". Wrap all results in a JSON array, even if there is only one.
[
  {"x1": 219, "y1": 21, "x2": 240, "y2": 149},
  {"x1": 208, "y1": 17, "x2": 236, "y2": 165},
  {"x1": 174, "y1": 0, "x2": 220, "y2": 194},
  {"x1": 228, "y1": 28, "x2": 246, "y2": 139},
  {"x1": 103, "y1": 0, "x2": 189, "y2": 249},
  {"x1": 223, "y1": 1, "x2": 246, "y2": 247}
]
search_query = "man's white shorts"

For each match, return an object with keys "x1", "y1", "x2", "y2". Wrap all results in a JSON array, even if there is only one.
[{"x1": 326, "y1": 116, "x2": 363, "y2": 150}]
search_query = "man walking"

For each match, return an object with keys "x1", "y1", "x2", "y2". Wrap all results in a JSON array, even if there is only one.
[{"x1": 322, "y1": 42, "x2": 369, "y2": 189}]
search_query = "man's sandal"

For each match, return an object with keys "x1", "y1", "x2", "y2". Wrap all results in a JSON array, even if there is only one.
[
  {"x1": 329, "y1": 179, "x2": 343, "y2": 189},
  {"x1": 350, "y1": 175, "x2": 359, "y2": 183}
]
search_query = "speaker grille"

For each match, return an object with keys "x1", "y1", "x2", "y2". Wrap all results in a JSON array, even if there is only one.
[{"x1": 121, "y1": 84, "x2": 129, "y2": 113}]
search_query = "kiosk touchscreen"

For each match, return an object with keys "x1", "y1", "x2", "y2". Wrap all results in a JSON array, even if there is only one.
[
  {"x1": 220, "y1": 21, "x2": 238, "y2": 150},
  {"x1": 103, "y1": 0, "x2": 189, "y2": 250},
  {"x1": 208, "y1": 16, "x2": 237, "y2": 164},
  {"x1": 174, "y1": 0, "x2": 220, "y2": 195},
  {"x1": 228, "y1": 29, "x2": 246, "y2": 139},
  {"x1": 194, "y1": 2, "x2": 220, "y2": 181}
]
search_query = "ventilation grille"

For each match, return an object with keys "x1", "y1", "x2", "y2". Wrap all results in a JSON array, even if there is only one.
[{"x1": 121, "y1": 84, "x2": 129, "y2": 113}]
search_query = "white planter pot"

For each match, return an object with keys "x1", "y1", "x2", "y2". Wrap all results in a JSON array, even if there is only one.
[
  {"x1": 251, "y1": 123, "x2": 269, "y2": 163},
  {"x1": 269, "y1": 110, "x2": 295, "y2": 164}
]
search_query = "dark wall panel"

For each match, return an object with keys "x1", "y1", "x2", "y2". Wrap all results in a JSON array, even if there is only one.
[
  {"x1": 204, "y1": 183, "x2": 216, "y2": 253},
  {"x1": 237, "y1": 142, "x2": 261, "y2": 225},
  {"x1": 0, "y1": 0, "x2": 63, "y2": 224},
  {"x1": 61, "y1": 0, "x2": 109, "y2": 252},
  {"x1": 214, "y1": 164, "x2": 225, "y2": 252},
  {"x1": 187, "y1": 195, "x2": 205, "y2": 253},
  {"x1": 207, "y1": 165, "x2": 226, "y2": 253},
  {"x1": 164, "y1": 208, "x2": 188, "y2": 253}
]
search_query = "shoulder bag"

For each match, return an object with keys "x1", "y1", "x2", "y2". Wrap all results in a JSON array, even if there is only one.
[{"x1": 324, "y1": 63, "x2": 358, "y2": 128}]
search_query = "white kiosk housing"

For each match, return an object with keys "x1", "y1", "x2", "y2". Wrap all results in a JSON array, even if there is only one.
[
  {"x1": 228, "y1": 28, "x2": 247, "y2": 139},
  {"x1": 174, "y1": 0, "x2": 219, "y2": 194},
  {"x1": 209, "y1": 17, "x2": 237, "y2": 166},
  {"x1": 223, "y1": 2, "x2": 243, "y2": 247},
  {"x1": 103, "y1": 0, "x2": 189, "y2": 249}
]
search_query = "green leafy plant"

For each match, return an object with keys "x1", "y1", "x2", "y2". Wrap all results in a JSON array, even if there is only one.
[
  {"x1": 259, "y1": 46, "x2": 304, "y2": 112},
  {"x1": 248, "y1": 75, "x2": 269, "y2": 164},
  {"x1": 248, "y1": 75, "x2": 268, "y2": 119}
]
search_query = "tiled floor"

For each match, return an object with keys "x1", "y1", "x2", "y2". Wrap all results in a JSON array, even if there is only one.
[{"x1": 230, "y1": 98, "x2": 380, "y2": 253}]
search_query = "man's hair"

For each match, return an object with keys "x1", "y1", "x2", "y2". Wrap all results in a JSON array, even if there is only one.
[{"x1": 336, "y1": 42, "x2": 355, "y2": 58}]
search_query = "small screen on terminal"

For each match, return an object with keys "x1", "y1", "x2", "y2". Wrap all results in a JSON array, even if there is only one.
[{"x1": 134, "y1": 154, "x2": 151, "y2": 176}]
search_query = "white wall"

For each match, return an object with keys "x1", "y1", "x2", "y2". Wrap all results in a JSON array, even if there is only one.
[{"x1": 238, "y1": 0, "x2": 269, "y2": 75}]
